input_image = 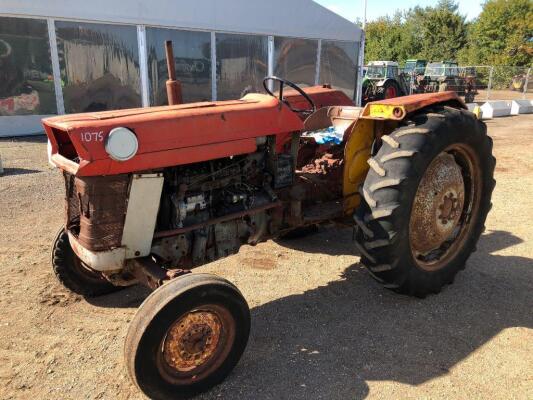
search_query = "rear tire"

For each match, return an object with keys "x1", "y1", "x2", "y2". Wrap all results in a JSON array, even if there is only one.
[
  {"x1": 464, "y1": 91, "x2": 475, "y2": 103},
  {"x1": 51, "y1": 228, "x2": 119, "y2": 297},
  {"x1": 378, "y1": 80, "x2": 401, "y2": 99},
  {"x1": 125, "y1": 273, "x2": 250, "y2": 400},
  {"x1": 354, "y1": 107, "x2": 496, "y2": 297}
]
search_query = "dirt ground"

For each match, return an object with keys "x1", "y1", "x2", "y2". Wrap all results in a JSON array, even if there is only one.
[
  {"x1": 475, "y1": 89, "x2": 533, "y2": 101},
  {"x1": 1, "y1": 114, "x2": 532, "y2": 400}
]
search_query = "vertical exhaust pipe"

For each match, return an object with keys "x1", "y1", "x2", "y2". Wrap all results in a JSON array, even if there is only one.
[{"x1": 165, "y1": 40, "x2": 183, "y2": 105}]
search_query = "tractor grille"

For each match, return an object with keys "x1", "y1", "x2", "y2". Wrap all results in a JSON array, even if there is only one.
[{"x1": 64, "y1": 172, "x2": 130, "y2": 251}]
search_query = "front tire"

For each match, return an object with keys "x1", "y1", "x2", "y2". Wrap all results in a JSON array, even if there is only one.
[
  {"x1": 52, "y1": 228, "x2": 119, "y2": 297},
  {"x1": 354, "y1": 107, "x2": 496, "y2": 297},
  {"x1": 125, "y1": 273, "x2": 250, "y2": 400}
]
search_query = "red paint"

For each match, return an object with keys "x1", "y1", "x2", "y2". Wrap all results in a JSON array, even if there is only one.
[
  {"x1": 283, "y1": 85, "x2": 354, "y2": 117},
  {"x1": 43, "y1": 86, "x2": 352, "y2": 177}
]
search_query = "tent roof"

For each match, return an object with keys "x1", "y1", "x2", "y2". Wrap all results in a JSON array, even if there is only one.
[{"x1": 2, "y1": 0, "x2": 362, "y2": 42}]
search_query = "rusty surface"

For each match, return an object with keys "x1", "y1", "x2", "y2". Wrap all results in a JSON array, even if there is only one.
[
  {"x1": 128, "y1": 257, "x2": 191, "y2": 290},
  {"x1": 362, "y1": 91, "x2": 467, "y2": 121},
  {"x1": 409, "y1": 144, "x2": 482, "y2": 271},
  {"x1": 410, "y1": 153, "x2": 465, "y2": 256},
  {"x1": 298, "y1": 146, "x2": 344, "y2": 200},
  {"x1": 165, "y1": 40, "x2": 183, "y2": 105},
  {"x1": 157, "y1": 304, "x2": 236, "y2": 385},
  {"x1": 63, "y1": 172, "x2": 80, "y2": 229},
  {"x1": 43, "y1": 93, "x2": 303, "y2": 177},
  {"x1": 153, "y1": 201, "x2": 281, "y2": 239},
  {"x1": 72, "y1": 174, "x2": 129, "y2": 251},
  {"x1": 163, "y1": 310, "x2": 222, "y2": 371}
]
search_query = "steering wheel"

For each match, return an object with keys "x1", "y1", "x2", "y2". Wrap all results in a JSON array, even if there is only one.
[{"x1": 263, "y1": 76, "x2": 316, "y2": 116}]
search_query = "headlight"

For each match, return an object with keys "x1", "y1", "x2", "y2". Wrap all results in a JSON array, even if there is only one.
[{"x1": 105, "y1": 127, "x2": 138, "y2": 161}]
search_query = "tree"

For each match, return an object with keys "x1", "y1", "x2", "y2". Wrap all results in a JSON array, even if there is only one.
[
  {"x1": 413, "y1": 0, "x2": 468, "y2": 61},
  {"x1": 364, "y1": 14, "x2": 411, "y2": 62},
  {"x1": 363, "y1": 0, "x2": 532, "y2": 66},
  {"x1": 364, "y1": 1, "x2": 467, "y2": 64},
  {"x1": 462, "y1": 0, "x2": 533, "y2": 66}
]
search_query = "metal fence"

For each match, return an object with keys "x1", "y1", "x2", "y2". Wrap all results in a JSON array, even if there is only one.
[
  {"x1": 438, "y1": 65, "x2": 532, "y2": 102},
  {"x1": 367, "y1": 64, "x2": 532, "y2": 103}
]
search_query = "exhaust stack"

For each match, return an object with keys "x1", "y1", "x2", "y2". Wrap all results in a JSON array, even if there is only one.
[{"x1": 165, "y1": 40, "x2": 183, "y2": 105}]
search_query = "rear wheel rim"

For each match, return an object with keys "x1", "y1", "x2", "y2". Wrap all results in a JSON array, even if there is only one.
[
  {"x1": 156, "y1": 304, "x2": 236, "y2": 385},
  {"x1": 385, "y1": 86, "x2": 397, "y2": 98},
  {"x1": 409, "y1": 144, "x2": 481, "y2": 271}
]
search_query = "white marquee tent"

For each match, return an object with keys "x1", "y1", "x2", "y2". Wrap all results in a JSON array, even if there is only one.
[{"x1": 0, "y1": 0, "x2": 363, "y2": 136}]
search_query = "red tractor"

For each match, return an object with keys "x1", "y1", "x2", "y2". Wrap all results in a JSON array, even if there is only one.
[{"x1": 43, "y1": 43, "x2": 495, "y2": 400}]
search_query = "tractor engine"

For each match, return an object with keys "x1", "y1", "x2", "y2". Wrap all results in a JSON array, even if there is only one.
[
  {"x1": 62, "y1": 146, "x2": 292, "y2": 272},
  {"x1": 151, "y1": 151, "x2": 278, "y2": 267}
]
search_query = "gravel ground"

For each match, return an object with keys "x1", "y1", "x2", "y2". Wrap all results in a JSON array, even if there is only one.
[{"x1": 0, "y1": 114, "x2": 532, "y2": 400}]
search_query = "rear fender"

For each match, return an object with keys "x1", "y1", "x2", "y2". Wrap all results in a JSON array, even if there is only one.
[
  {"x1": 342, "y1": 91, "x2": 467, "y2": 214},
  {"x1": 360, "y1": 91, "x2": 466, "y2": 121},
  {"x1": 343, "y1": 118, "x2": 374, "y2": 214}
]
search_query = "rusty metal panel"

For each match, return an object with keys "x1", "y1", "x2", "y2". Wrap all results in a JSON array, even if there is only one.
[
  {"x1": 63, "y1": 171, "x2": 80, "y2": 228},
  {"x1": 361, "y1": 91, "x2": 466, "y2": 121},
  {"x1": 74, "y1": 174, "x2": 129, "y2": 251}
]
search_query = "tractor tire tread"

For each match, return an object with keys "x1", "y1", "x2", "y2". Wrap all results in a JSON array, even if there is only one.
[
  {"x1": 51, "y1": 229, "x2": 120, "y2": 297},
  {"x1": 354, "y1": 106, "x2": 495, "y2": 298}
]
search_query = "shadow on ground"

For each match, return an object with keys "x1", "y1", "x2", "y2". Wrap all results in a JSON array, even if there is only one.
[
  {"x1": 1, "y1": 167, "x2": 43, "y2": 176},
  {"x1": 89, "y1": 229, "x2": 532, "y2": 399},
  {"x1": 205, "y1": 229, "x2": 533, "y2": 399},
  {"x1": 0, "y1": 135, "x2": 47, "y2": 144}
]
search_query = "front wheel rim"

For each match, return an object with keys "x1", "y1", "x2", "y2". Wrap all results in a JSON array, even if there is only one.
[
  {"x1": 409, "y1": 144, "x2": 482, "y2": 271},
  {"x1": 156, "y1": 304, "x2": 236, "y2": 385}
]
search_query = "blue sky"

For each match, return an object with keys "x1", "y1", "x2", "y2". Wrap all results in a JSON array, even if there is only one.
[{"x1": 315, "y1": 0, "x2": 484, "y2": 22}]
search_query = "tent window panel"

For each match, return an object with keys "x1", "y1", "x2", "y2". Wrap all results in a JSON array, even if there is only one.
[
  {"x1": 55, "y1": 21, "x2": 141, "y2": 113},
  {"x1": 274, "y1": 37, "x2": 318, "y2": 88},
  {"x1": 319, "y1": 40, "x2": 358, "y2": 100},
  {"x1": 0, "y1": 16, "x2": 57, "y2": 116},
  {"x1": 216, "y1": 33, "x2": 268, "y2": 101},
  {"x1": 146, "y1": 28, "x2": 211, "y2": 105}
]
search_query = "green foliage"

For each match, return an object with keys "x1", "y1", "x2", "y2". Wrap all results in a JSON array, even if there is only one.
[
  {"x1": 364, "y1": 0, "x2": 533, "y2": 67},
  {"x1": 462, "y1": 0, "x2": 533, "y2": 66},
  {"x1": 364, "y1": 12, "x2": 418, "y2": 63}
]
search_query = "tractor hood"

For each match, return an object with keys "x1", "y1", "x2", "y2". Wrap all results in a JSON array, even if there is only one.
[{"x1": 43, "y1": 94, "x2": 304, "y2": 176}]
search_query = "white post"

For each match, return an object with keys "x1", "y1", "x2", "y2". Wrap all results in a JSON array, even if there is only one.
[
  {"x1": 211, "y1": 32, "x2": 217, "y2": 101},
  {"x1": 267, "y1": 36, "x2": 274, "y2": 91},
  {"x1": 315, "y1": 39, "x2": 322, "y2": 85},
  {"x1": 523, "y1": 68, "x2": 531, "y2": 100},
  {"x1": 487, "y1": 66, "x2": 494, "y2": 100},
  {"x1": 47, "y1": 19, "x2": 65, "y2": 115},
  {"x1": 137, "y1": 25, "x2": 150, "y2": 107},
  {"x1": 355, "y1": 0, "x2": 367, "y2": 106}
]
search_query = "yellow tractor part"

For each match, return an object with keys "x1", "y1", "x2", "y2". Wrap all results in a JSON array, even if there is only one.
[
  {"x1": 343, "y1": 118, "x2": 374, "y2": 214},
  {"x1": 342, "y1": 91, "x2": 467, "y2": 214}
]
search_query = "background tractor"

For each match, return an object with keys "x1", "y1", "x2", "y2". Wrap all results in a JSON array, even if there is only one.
[
  {"x1": 422, "y1": 61, "x2": 476, "y2": 102},
  {"x1": 404, "y1": 59, "x2": 427, "y2": 76},
  {"x1": 362, "y1": 61, "x2": 408, "y2": 104},
  {"x1": 43, "y1": 41, "x2": 495, "y2": 399},
  {"x1": 402, "y1": 59, "x2": 427, "y2": 94}
]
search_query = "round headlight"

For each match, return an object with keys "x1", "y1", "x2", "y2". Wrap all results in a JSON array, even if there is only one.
[{"x1": 105, "y1": 127, "x2": 138, "y2": 161}]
